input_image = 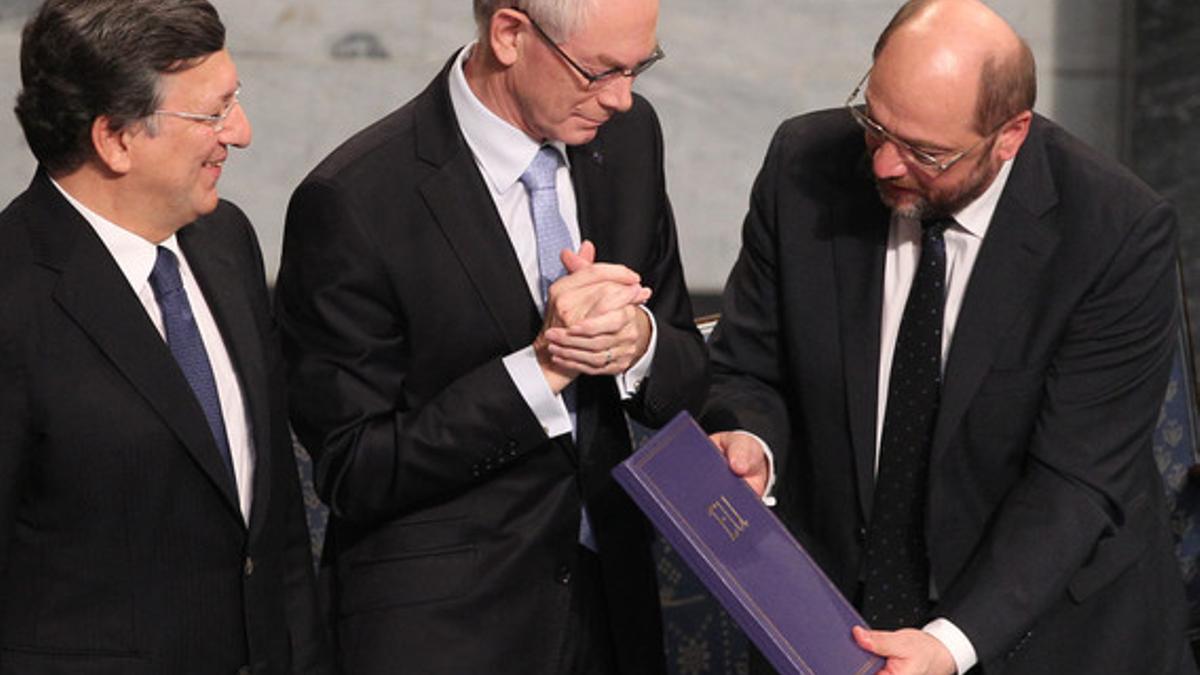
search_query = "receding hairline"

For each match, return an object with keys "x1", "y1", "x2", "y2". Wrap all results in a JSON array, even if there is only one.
[{"x1": 869, "y1": 0, "x2": 1037, "y2": 133}]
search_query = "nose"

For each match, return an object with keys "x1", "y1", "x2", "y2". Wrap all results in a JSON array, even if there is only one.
[
  {"x1": 596, "y1": 76, "x2": 635, "y2": 113},
  {"x1": 871, "y1": 138, "x2": 907, "y2": 181},
  {"x1": 218, "y1": 101, "x2": 252, "y2": 148}
]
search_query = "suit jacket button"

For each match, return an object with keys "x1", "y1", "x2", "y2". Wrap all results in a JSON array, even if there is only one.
[
  {"x1": 556, "y1": 565, "x2": 571, "y2": 585},
  {"x1": 243, "y1": 557, "x2": 254, "y2": 577}
]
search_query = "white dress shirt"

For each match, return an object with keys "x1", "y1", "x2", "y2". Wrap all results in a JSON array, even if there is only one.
[
  {"x1": 447, "y1": 43, "x2": 658, "y2": 437},
  {"x1": 51, "y1": 179, "x2": 256, "y2": 523},
  {"x1": 877, "y1": 159, "x2": 1014, "y2": 674}
]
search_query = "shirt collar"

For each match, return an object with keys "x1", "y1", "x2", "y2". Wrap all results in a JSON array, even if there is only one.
[
  {"x1": 49, "y1": 176, "x2": 183, "y2": 291},
  {"x1": 951, "y1": 158, "x2": 1014, "y2": 239},
  {"x1": 447, "y1": 42, "x2": 569, "y2": 194}
]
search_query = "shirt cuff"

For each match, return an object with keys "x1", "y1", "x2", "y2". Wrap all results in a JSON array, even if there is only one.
[
  {"x1": 922, "y1": 618, "x2": 977, "y2": 675},
  {"x1": 727, "y1": 430, "x2": 777, "y2": 507},
  {"x1": 503, "y1": 345, "x2": 573, "y2": 438},
  {"x1": 615, "y1": 305, "x2": 658, "y2": 399}
]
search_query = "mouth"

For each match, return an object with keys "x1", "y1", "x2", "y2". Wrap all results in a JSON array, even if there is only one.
[
  {"x1": 878, "y1": 178, "x2": 919, "y2": 196},
  {"x1": 202, "y1": 158, "x2": 227, "y2": 182}
]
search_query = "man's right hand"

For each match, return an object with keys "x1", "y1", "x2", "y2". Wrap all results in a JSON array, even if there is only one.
[{"x1": 709, "y1": 431, "x2": 770, "y2": 497}]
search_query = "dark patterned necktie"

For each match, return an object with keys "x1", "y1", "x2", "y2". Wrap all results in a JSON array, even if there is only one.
[
  {"x1": 861, "y1": 218, "x2": 951, "y2": 630},
  {"x1": 149, "y1": 246, "x2": 234, "y2": 476}
]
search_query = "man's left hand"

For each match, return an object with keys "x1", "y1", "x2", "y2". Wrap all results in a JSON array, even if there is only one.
[{"x1": 852, "y1": 626, "x2": 956, "y2": 675}]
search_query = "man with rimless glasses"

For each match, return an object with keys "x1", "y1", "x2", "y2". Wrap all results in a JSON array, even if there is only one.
[
  {"x1": 275, "y1": 0, "x2": 707, "y2": 673},
  {"x1": 704, "y1": 0, "x2": 1193, "y2": 673},
  {"x1": 0, "y1": 0, "x2": 332, "y2": 673}
]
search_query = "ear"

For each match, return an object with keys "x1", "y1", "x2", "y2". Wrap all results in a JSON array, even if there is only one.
[
  {"x1": 994, "y1": 110, "x2": 1032, "y2": 162},
  {"x1": 488, "y1": 8, "x2": 527, "y2": 68},
  {"x1": 90, "y1": 115, "x2": 136, "y2": 175}
]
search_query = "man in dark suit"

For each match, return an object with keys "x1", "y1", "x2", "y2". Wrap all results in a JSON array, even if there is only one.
[
  {"x1": 274, "y1": 0, "x2": 707, "y2": 673},
  {"x1": 704, "y1": 0, "x2": 1195, "y2": 673},
  {"x1": 0, "y1": 2, "x2": 331, "y2": 673}
]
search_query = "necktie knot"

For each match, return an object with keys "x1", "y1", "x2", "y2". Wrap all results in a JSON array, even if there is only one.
[
  {"x1": 921, "y1": 216, "x2": 954, "y2": 239},
  {"x1": 520, "y1": 146, "x2": 562, "y2": 193},
  {"x1": 149, "y1": 246, "x2": 184, "y2": 299}
]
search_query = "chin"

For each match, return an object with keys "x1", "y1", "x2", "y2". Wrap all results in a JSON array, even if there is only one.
[
  {"x1": 878, "y1": 186, "x2": 928, "y2": 220},
  {"x1": 557, "y1": 128, "x2": 599, "y2": 146},
  {"x1": 194, "y1": 194, "x2": 221, "y2": 217}
]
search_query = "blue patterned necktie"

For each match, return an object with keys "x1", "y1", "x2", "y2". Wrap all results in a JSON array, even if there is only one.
[
  {"x1": 519, "y1": 146, "x2": 598, "y2": 551},
  {"x1": 148, "y1": 246, "x2": 234, "y2": 476},
  {"x1": 520, "y1": 145, "x2": 576, "y2": 300},
  {"x1": 861, "y1": 217, "x2": 952, "y2": 630}
]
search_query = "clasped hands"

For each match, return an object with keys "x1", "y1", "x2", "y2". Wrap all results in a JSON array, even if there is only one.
[{"x1": 534, "y1": 240, "x2": 653, "y2": 393}]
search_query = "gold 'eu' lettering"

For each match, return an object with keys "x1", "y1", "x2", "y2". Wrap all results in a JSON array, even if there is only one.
[{"x1": 707, "y1": 496, "x2": 750, "y2": 542}]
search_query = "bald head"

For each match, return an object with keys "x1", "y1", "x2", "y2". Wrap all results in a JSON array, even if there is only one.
[{"x1": 873, "y1": 0, "x2": 1035, "y2": 134}]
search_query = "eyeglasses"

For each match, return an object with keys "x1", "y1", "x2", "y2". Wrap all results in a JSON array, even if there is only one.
[
  {"x1": 153, "y1": 86, "x2": 241, "y2": 133},
  {"x1": 516, "y1": 9, "x2": 665, "y2": 86},
  {"x1": 845, "y1": 70, "x2": 999, "y2": 176}
]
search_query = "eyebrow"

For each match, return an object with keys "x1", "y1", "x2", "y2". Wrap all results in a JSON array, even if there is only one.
[{"x1": 591, "y1": 44, "x2": 661, "y2": 72}]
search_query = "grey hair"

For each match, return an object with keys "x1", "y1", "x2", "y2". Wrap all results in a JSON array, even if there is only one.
[{"x1": 473, "y1": 0, "x2": 597, "y2": 42}]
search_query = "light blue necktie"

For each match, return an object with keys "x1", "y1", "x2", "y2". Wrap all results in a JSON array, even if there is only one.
[
  {"x1": 149, "y1": 246, "x2": 234, "y2": 477},
  {"x1": 520, "y1": 146, "x2": 576, "y2": 300},
  {"x1": 519, "y1": 146, "x2": 598, "y2": 552}
]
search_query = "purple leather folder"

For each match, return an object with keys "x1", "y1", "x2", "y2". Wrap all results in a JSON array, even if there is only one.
[{"x1": 614, "y1": 412, "x2": 883, "y2": 675}]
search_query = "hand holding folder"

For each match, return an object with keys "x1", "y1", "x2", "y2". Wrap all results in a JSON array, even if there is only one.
[{"x1": 614, "y1": 412, "x2": 884, "y2": 675}]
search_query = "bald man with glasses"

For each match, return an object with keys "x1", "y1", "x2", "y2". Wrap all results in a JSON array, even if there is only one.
[
  {"x1": 275, "y1": 0, "x2": 707, "y2": 673},
  {"x1": 704, "y1": 1, "x2": 1194, "y2": 673}
]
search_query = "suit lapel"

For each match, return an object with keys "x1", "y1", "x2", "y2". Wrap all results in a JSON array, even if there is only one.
[
  {"x1": 30, "y1": 173, "x2": 243, "y2": 518},
  {"x1": 415, "y1": 59, "x2": 543, "y2": 353},
  {"x1": 833, "y1": 171, "x2": 890, "y2": 520},
  {"x1": 567, "y1": 141, "x2": 608, "y2": 253},
  {"x1": 564, "y1": 140, "x2": 612, "y2": 455},
  {"x1": 180, "y1": 220, "x2": 266, "y2": 532},
  {"x1": 932, "y1": 120, "x2": 1060, "y2": 462}
]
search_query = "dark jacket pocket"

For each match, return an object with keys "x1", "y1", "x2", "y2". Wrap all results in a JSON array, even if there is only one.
[{"x1": 337, "y1": 543, "x2": 476, "y2": 615}]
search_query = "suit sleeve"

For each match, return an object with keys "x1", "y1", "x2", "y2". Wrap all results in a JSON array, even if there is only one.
[
  {"x1": 620, "y1": 102, "x2": 710, "y2": 428},
  {"x1": 275, "y1": 178, "x2": 552, "y2": 524},
  {"x1": 938, "y1": 199, "x2": 1179, "y2": 662},
  {"x1": 701, "y1": 123, "x2": 793, "y2": 453}
]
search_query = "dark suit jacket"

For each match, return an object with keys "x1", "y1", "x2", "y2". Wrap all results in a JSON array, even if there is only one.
[
  {"x1": 275, "y1": 57, "x2": 708, "y2": 675},
  {"x1": 704, "y1": 110, "x2": 1195, "y2": 674},
  {"x1": 0, "y1": 171, "x2": 330, "y2": 675}
]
